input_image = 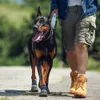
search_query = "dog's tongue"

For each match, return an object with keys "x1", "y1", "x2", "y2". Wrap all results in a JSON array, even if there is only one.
[{"x1": 32, "y1": 32, "x2": 43, "y2": 42}]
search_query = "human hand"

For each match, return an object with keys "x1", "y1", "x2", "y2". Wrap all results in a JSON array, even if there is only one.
[{"x1": 50, "y1": 9, "x2": 58, "y2": 18}]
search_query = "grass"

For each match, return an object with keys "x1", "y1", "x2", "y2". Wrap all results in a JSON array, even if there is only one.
[
  {"x1": 0, "y1": 3, "x2": 100, "y2": 70},
  {"x1": 0, "y1": 2, "x2": 50, "y2": 28},
  {"x1": 53, "y1": 57, "x2": 59, "y2": 68},
  {"x1": 88, "y1": 57, "x2": 100, "y2": 71},
  {"x1": 0, "y1": 3, "x2": 32, "y2": 28},
  {"x1": 0, "y1": 97, "x2": 9, "y2": 100},
  {"x1": 53, "y1": 56, "x2": 100, "y2": 71}
]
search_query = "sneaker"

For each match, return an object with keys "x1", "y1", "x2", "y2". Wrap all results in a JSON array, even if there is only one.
[
  {"x1": 69, "y1": 71, "x2": 78, "y2": 94},
  {"x1": 39, "y1": 89, "x2": 47, "y2": 97},
  {"x1": 74, "y1": 75, "x2": 87, "y2": 98}
]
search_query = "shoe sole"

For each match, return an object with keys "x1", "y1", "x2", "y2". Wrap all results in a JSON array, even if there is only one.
[
  {"x1": 69, "y1": 90, "x2": 76, "y2": 94},
  {"x1": 31, "y1": 88, "x2": 38, "y2": 92},
  {"x1": 31, "y1": 89, "x2": 38, "y2": 92},
  {"x1": 39, "y1": 90, "x2": 47, "y2": 97},
  {"x1": 39, "y1": 94, "x2": 47, "y2": 97},
  {"x1": 74, "y1": 94, "x2": 86, "y2": 98}
]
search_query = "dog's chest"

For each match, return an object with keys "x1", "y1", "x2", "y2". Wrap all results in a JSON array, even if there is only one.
[{"x1": 34, "y1": 40, "x2": 54, "y2": 53}]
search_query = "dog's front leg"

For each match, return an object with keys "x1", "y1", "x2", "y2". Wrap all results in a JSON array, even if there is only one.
[
  {"x1": 37, "y1": 59, "x2": 52, "y2": 97},
  {"x1": 37, "y1": 59, "x2": 48, "y2": 97},
  {"x1": 30, "y1": 54, "x2": 38, "y2": 92},
  {"x1": 31, "y1": 55, "x2": 36, "y2": 80},
  {"x1": 44, "y1": 59, "x2": 53, "y2": 94}
]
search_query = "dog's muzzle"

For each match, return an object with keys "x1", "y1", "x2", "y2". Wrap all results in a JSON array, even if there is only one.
[
  {"x1": 33, "y1": 25, "x2": 39, "y2": 31},
  {"x1": 32, "y1": 31, "x2": 44, "y2": 42}
]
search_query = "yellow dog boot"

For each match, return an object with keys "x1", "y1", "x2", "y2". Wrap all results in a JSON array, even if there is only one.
[
  {"x1": 69, "y1": 71, "x2": 78, "y2": 94},
  {"x1": 74, "y1": 74, "x2": 87, "y2": 98}
]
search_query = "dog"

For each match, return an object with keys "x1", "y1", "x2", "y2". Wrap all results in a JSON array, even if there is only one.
[{"x1": 27, "y1": 7, "x2": 57, "y2": 97}]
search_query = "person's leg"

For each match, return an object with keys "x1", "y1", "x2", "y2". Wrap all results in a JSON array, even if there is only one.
[
  {"x1": 74, "y1": 15, "x2": 96, "y2": 98},
  {"x1": 67, "y1": 42, "x2": 88, "y2": 96},
  {"x1": 61, "y1": 6, "x2": 83, "y2": 94},
  {"x1": 67, "y1": 43, "x2": 88, "y2": 74},
  {"x1": 66, "y1": 51, "x2": 77, "y2": 71},
  {"x1": 66, "y1": 51, "x2": 78, "y2": 94},
  {"x1": 75, "y1": 43, "x2": 88, "y2": 74},
  {"x1": 71, "y1": 43, "x2": 87, "y2": 97},
  {"x1": 61, "y1": 6, "x2": 83, "y2": 72}
]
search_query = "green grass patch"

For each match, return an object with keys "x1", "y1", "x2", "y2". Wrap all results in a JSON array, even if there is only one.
[
  {"x1": 53, "y1": 57, "x2": 59, "y2": 68},
  {"x1": 53, "y1": 56, "x2": 100, "y2": 71},
  {"x1": 0, "y1": 97, "x2": 9, "y2": 100},
  {"x1": 88, "y1": 57, "x2": 100, "y2": 71},
  {"x1": 53, "y1": 57, "x2": 68, "y2": 68},
  {"x1": 0, "y1": 3, "x2": 32, "y2": 28},
  {"x1": 0, "y1": 2, "x2": 50, "y2": 28}
]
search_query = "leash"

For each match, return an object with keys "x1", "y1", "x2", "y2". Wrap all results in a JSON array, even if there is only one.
[
  {"x1": 48, "y1": 12, "x2": 57, "y2": 39},
  {"x1": 50, "y1": 13, "x2": 57, "y2": 29},
  {"x1": 44, "y1": 13, "x2": 57, "y2": 40}
]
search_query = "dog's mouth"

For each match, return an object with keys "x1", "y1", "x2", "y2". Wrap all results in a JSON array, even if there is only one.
[
  {"x1": 32, "y1": 31, "x2": 45, "y2": 42},
  {"x1": 32, "y1": 25, "x2": 50, "y2": 42}
]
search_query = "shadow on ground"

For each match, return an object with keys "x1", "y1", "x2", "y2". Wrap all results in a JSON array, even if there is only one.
[
  {"x1": 0, "y1": 90, "x2": 73, "y2": 97},
  {"x1": 0, "y1": 90, "x2": 27, "y2": 96}
]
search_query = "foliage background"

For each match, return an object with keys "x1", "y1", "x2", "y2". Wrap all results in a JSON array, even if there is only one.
[{"x1": 0, "y1": 0, "x2": 100, "y2": 70}]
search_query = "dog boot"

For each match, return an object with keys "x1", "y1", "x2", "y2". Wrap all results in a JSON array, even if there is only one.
[
  {"x1": 74, "y1": 74, "x2": 87, "y2": 98},
  {"x1": 69, "y1": 71, "x2": 78, "y2": 94},
  {"x1": 46, "y1": 83, "x2": 50, "y2": 94},
  {"x1": 31, "y1": 80, "x2": 38, "y2": 92},
  {"x1": 47, "y1": 86, "x2": 50, "y2": 94},
  {"x1": 39, "y1": 89, "x2": 47, "y2": 97},
  {"x1": 39, "y1": 85, "x2": 47, "y2": 97}
]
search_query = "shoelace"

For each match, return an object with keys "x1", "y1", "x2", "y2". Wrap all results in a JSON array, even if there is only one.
[
  {"x1": 71, "y1": 77, "x2": 77, "y2": 88},
  {"x1": 76, "y1": 80, "x2": 85, "y2": 90}
]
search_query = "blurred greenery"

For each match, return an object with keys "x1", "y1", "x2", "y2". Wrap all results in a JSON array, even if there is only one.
[
  {"x1": 0, "y1": 97, "x2": 9, "y2": 100},
  {"x1": 0, "y1": 0, "x2": 100, "y2": 71}
]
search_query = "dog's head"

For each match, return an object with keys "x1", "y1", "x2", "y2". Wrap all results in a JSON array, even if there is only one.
[{"x1": 32, "y1": 7, "x2": 50, "y2": 42}]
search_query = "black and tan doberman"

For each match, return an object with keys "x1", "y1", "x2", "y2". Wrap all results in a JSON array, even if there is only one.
[{"x1": 27, "y1": 7, "x2": 56, "y2": 97}]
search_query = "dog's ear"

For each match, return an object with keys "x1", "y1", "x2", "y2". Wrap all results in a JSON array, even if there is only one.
[{"x1": 37, "y1": 6, "x2": 42, "y2": 17}]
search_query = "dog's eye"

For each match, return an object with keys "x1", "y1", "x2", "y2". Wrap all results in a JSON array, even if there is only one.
[{"x1": 40, "y1": 18, "x2": 44, "y2": 23}]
